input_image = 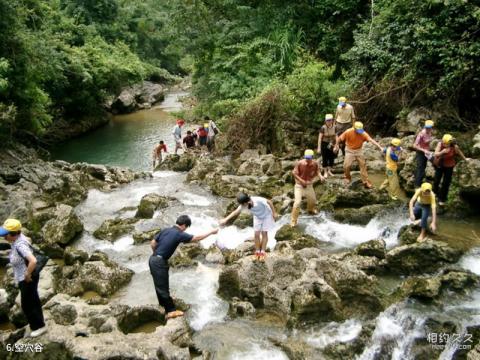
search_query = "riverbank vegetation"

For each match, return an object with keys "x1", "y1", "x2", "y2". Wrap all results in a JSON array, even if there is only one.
[
  {"x1": 1, "y1": 0, "x2": 479, "y2": 148},
  {"x1": 0, "y1": 0, "x2": 184, "y2": 141},
  {"x1": 172, "y1": 0, "x2": 480, "y2": 149}
]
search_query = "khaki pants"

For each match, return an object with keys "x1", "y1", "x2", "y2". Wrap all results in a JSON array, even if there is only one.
[
  {"x1": 381, "y1": 169, "x2": 400, "y2": 199},
  {"x1": 293, "y1": 184, "x2": 317, "y2": 212},
  {"x1": 344, "y1": 148, "x2": 369, "y2": 183}
]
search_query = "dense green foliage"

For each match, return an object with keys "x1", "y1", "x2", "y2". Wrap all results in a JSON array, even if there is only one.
[
  {"x1": 173, "y1": 0, "x2": 479, "y2": 142},
  {"x1": 0, "y1": 0, "x2": 183, "y2": 139}
]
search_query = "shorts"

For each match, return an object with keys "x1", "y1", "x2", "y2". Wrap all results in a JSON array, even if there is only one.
[{"x1": 253, "y1": 214, "x2": 275, "y2": 232}]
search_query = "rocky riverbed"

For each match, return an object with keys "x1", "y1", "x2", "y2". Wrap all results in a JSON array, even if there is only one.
[{"x1": 1, "y1": 142, "x2": 480, "y2": 359}]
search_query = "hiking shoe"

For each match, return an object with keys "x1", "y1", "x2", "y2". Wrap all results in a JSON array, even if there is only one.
[
  {"x1": 166, "y1": 310, "x2": 184, "y2": 320},
  {"x1": 258, "y1": 251, "x2": 266, "y2": 262},
  {"x1": 29, "y1": 326, "x2": 47, "y2": 338}
]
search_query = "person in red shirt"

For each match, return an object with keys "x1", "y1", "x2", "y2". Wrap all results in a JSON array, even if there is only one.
[
  {"x1": 153, "y1": 140, "x2": 168, "y2": 169},
  {"x1": 334, "y1": 121, "x2": 383, "y2": 188},
  {"x1": 290, "y1": 149, "x2": 325, "y2": 226},
  {"x1": 197, "y1": 124, "x2": 208, "y2": 147},
  {"x1": 433, "y1": 134, "x2": 470, "y2": 205}
]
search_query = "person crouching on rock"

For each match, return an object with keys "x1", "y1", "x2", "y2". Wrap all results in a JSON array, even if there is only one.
[
  {"x1": 220, "y1": 193, "x2": 277, "y2": 261},
  {"x1": 291, "y1": 149, "x2": 325, "y2": 227},
  {"x1": 409, "y1": 182, "x2": 437, "y2": 242},
  {"x1": 380, "y1": 138, "x2": 403, "y2": 200},
  {"x1": 149, "y1": 215, "x2": 218, "y2": 319},
  {"x1": 1, "y1": 219, "x2": 47, "y2": 337},
  {"x1": 334, "y1": 121, "x2": 383, "y2": 189}
]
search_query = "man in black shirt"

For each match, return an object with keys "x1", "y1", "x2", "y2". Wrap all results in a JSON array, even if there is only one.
[{"x1": 149, "y1": 215, "x2": 218, "y2": 319}]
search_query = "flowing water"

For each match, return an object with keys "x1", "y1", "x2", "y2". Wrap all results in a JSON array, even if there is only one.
[{"x1": 47, "y1": 93, "x2": 480, "y2": 359}]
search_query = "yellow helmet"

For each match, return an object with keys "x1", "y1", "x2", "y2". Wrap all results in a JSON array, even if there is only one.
[
  {"x1": 325, "y1": 114, "x2": 334, "y2": 121},
  {"x1": 391, "y1": 138, "x2": 402, "y2": 147},
  {"x1": 0, "y1": 219, "x2": 22, "y2": 236},
  {"x1": 442, "y1": 134, "x2": 453, "y2": 144},
  {"x1": 424, "y1": 120, "x2": 434, "y2": 128},
  {"x1": 204, "y1": 123, "x2": 209, "y2": 128},
  {"x1": 338, "y1": 96, "x2": 347, "y2": 104},
  {"x1": 421, "y1": 183, "x2": 432, "y2": 192},
  {"x1": 304, "y1": 149, "x2": 314, "y2": 159}
]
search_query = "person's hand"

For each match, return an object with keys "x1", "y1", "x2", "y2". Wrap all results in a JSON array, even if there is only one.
[
  {"x1": 409, "y1": 214, "x2": 415, "y2": 222},
  {"x1": 24, "y1": 272, "x2": 32, "y2": 283},
  {"x1": 431, "y1": 223, "x2": 437, "y2": 233},
  {"x1": 466, "y1": 157, "x2": 472, "y2": 161},
  {"x1": 319, "y1": 175, "x2": 325, "y2": 182},
  {"x1": 317, "y1": 148, "x2": 321, "y2": 155},
  {"x1": 273, "y1": 213, "x2": 278, "y2": 220},
  {"x1": 211, "y1": 228, "x2": 219, "y2": 235},
  {"x1": 219, "y1": 219, "x2": 227, "y2": 227},
  {"x1": 333, "y1": 145, "x2": 339, "y2": 153}
]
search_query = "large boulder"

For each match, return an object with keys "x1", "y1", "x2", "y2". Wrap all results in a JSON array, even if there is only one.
[
  {"x1": 157, "y1": 153, "x2": 197, "y2": 172},
  {"x1": 334, "y1": 203, "x2": 397, "y2": 225},
  {"x1": 395, "y1": 107, "x2": 439, "y2": 134},
  {"x1": 398, "y1": 268, "x2": 479, "y2": 300},
  {"x1": 385, "y1": 240, "x2": 463, "y2": 275},
  {"x1": 42, "y1": 204, "x2": 83, "y2": 247},
  {"x1": 317, "y1": 179, "x2": 391, "y2": 210},
  {"x1": 355, "y1": 239, "x2": 387, "y2": 259},
  {"x1": 110, "y1": 81, "x2": 164, "y2": 114},
  {"x1": 93, "y1": 217, "x2": 138, "y2": 242},
  {"x1": 218, "y1": 250, "x2": 386, "y2": 326},
  {"x1": 54, "y1": 257, "x2": 134, "y2": 297},
  {"x1": 135, "y1": 193, "x2": 170, "y2": 219},
  {"x1": 274, "y1": 225, "x2": 322, "y2": 250}
]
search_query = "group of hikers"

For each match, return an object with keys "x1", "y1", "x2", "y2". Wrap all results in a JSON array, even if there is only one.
[
  {"x1": 152, "y1": 116, "x2": 220, "y2": 168},
  {"x1": 2, "y1": 96, "x2": 472, "y2": 329}
]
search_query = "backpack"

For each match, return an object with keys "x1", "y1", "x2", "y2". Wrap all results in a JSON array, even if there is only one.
[{"x1": 16, "y1": 241, "x2": 49, "y2": 278}]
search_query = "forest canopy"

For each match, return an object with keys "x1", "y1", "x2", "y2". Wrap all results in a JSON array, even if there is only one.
[{"x1": 1, "y1": 0, "x2": 479, "y2": 141}]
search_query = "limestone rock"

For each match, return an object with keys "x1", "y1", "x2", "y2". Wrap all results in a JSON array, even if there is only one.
[
  {"x1": 355, "y1": 239, "x2": 387, "y2": 259},
  {"x1": 385, "y1": 240, "x2": 463, "y2": 275},
  {"x1": 55, "y1": 257, "x2": 134, "y2": 297},
  {"x1": 42, "y1": 204, "x2": 83, "y2": 246},
  {"x1": 135, "y1": 193, "x2": 170, "y2": 219},
  {"x1": 63, "y1": 246, "x2": 88, "y2": 265},
  {"x1": 158, "y1": 153, "x2": 196, "y2": 172},
  {"x1": 274, "y1": 225, "x2": 321, "y2": 250},
  {"x1": 228, "y1": 297, "x2": 256, "y2": 318},
  {"x1": 334, "y1": 204, "x2": 397, "y2": 225},
  {"x1": 93, "y1": 217, "x2": 138, "y2": 241}
]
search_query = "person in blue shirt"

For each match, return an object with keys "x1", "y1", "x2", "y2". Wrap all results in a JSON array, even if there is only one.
[{"x1": 149, "y1": 215, "x2": 218, "y2": 319}]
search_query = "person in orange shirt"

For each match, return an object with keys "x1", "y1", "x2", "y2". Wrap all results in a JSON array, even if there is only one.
[
  {"x1": 334, "y1": 122, "x2": 383, "y2": 188},
  {"x1": 290, "y1": 149, "x2": 325, "y2": 226}
]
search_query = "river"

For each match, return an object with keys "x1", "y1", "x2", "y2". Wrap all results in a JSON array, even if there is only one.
[{"x1": 48, "y1": 93, "x2": 480, "y2": 359}]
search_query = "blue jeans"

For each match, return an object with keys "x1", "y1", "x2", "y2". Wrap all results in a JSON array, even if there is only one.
[{"x1": 414, "y1": 202, "x2": 431, "y2": 230}]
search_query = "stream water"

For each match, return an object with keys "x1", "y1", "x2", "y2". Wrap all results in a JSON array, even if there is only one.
[{"x1": 48, "y1": 93, "x2": 480, "y2": 359}]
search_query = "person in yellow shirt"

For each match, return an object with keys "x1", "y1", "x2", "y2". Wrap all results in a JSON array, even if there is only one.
[
  {"x1": 380, "y1": 138, "x2": 403, "y2": 200},
  {"x1": 408, "y1": 182, "x2": 437, "y2": 242}
]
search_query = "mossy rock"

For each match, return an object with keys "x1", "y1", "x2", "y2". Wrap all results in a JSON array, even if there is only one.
[{"x1": 93, "y1": 217, "x2": 138, "y2": 242}]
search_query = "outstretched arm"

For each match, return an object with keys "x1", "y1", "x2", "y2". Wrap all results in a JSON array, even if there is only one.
[
  {"x1": 219, "y1": 207, "x2": 242, "y2": 226},
  {"x1": 368, "y1": 136, "x2": 383, "y2": 151},
  {"x1": 192, "y1": 228, "x2": 219, "y2": 242}
]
